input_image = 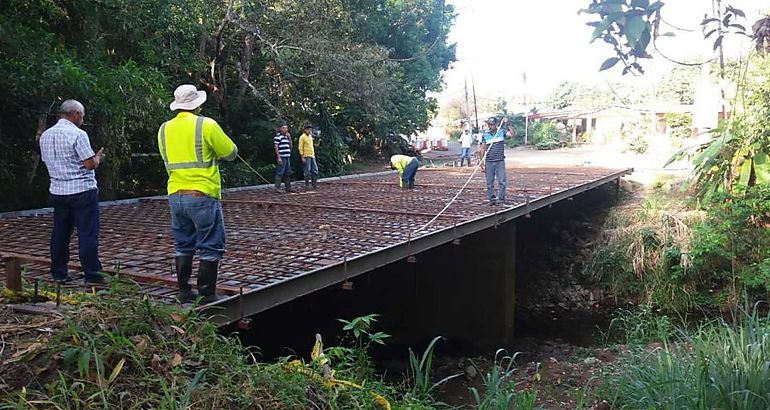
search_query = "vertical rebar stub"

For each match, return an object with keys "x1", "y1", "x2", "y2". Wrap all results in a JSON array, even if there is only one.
[
  {"x1": 342, "y1": 257, "x2": 354, "y2": 290},
  {"x1": 406, "y1": 233, "x2": 417, "y2": 263},
  {"x1": 33, "y1": 279, "x2": 39, "y2": 303},
  {"x1": 237, "y1": 286, "x2": 252, "y2": 330},
  {"x1": 3, "y1": 257, "x2": 22, "y2": 293}
]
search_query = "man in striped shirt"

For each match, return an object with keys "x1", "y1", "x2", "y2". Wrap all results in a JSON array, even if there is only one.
[
  {"x1": 480, "y1": 116, "x2": 510, "y2": 206},
  {"x1": 274, "y1": 123, "x2": 293, "y2": 192}
]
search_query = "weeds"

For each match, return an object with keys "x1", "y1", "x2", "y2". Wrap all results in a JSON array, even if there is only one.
[
  {"x1": 587, "y1": 188, "x2": 702, "y2": 310},
  {"x1": 469, "y1": 350, "x2": 538, "y2": 410},
  {"x1": 0, "y1": 279, "x2": 349, "y2": 408},
  {"x1": 406, "y1": 336, "x2": 460, "y2": 401},
  {"x1": 599, "y1": 305, "x2": 770, "y2": 410},
  {"x1": 604, "y1": 305, "x2": 676, "y2": 345}
]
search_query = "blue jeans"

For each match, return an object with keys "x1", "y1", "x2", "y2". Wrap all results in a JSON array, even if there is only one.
[
  {"x1": 169, "y1": 194, "x2": 226, "y2": 261},
  {"x1": 460, "y1": 147, "x2": 471, "y2": 160},
  {"x1": 402, "y1": 158, "x2": 419, "y2": 188},
  {"x1": 485, "y1": 160, "x2": 507, "y2": 201},
  {"x1": 303, "y1": 157, "x2": 318, "y2": 180},
  {"x1": 49, "y1": 189, "x2": 102, "y2": 280},
  {"x1": 275, "y1": 156, "x2": 291, "y2": 178}
]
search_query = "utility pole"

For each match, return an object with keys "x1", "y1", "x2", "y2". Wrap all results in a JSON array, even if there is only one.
[
  {"x1": 464, "y1": 78, "x2": 471, "y2": 129},
  {"x1": 471, "y1": 74, "x2": 479, "y2": 132},
  {"x1": 712, "y1": 0, "x2": 727, "y2": 119}
]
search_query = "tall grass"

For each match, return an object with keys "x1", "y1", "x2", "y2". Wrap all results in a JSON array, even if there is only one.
[
  {"x1": 469, "y1": 350, "x2": 539, "y2": 410},
  {"x1": 586, "y1": 189, "x2": 705, "y2": 311},
  {"x1": 600, "y1": 306, "x2": 770, "y2": 409},
  {"x1": 604, "y1": 305, "x2": 676, "y2": 345},
  {"x1": 406, "y1": 336, "x2": 460, "y2": 401}
]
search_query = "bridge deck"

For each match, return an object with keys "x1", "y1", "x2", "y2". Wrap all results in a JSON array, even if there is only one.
[{"x1": 0, "y1": 166, "x2": 631, "y2": 324}]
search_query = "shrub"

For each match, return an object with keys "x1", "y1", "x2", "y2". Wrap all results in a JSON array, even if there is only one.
[
  {"x1": 665, "y1": 112, "x2": 693, "y2": 149},
  {"x1": 587, "y1": 185, "x2": 770, "y2": 312},
  {"x1": 531, "y1": 121, "x2": 564, "y2": 150},
  {"x1": 688, "y1": 186, "x2": 770, "y2": 305}
]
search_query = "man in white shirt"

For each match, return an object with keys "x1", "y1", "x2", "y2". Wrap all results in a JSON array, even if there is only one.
[
  {"x1": 459, "y1": 128, "x2": 473, "y2": 166},
  {"x1": 39, "y1": 99, "x2": 106, "y2": 283}
]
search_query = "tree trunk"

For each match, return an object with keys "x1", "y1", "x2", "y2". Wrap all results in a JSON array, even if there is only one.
[{"x1": 27, "y1": 113, "x2": 48, "y2": 185}]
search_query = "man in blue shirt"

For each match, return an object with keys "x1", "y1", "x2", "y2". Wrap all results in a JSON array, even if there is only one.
[{"x1": 480, "y1": 116, "x2": 510, "y2": 206}]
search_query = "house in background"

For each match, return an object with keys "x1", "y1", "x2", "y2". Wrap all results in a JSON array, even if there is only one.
[{"x1": 527, "y1": 104, "x2": 724, "y2": 145}]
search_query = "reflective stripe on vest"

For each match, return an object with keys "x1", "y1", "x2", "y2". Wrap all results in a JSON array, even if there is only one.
[{"x1": 160, "y1": 116, "x2": 214, "y2": 170}]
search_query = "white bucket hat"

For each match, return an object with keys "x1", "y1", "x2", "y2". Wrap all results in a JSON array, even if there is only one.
[{"x1": 169, "y1": 84, "x2": 207, "y2": 111}]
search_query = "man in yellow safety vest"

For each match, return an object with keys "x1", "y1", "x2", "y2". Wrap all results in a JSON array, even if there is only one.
[
  {"x1": 390, "y1": 154, "x2": 419, "y2": 189},
  {"x1": 158, "y1": 84, "x2": 238, "y2": 304}
]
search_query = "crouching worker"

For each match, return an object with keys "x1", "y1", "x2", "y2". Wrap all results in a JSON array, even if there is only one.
[
  {"x1": 390, "y1": 154, "x2": 419, "y2": 189},
  {"x1": 158, "y1": 84, "x2": 238, "y2": 304}
]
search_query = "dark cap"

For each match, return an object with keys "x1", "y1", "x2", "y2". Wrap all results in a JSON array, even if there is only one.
[
  {"x1": 303, "y1": 124, "x2": 313, "y2": 130},
  {"x1": 487, "y1": 116, "x2": 498, "y2": 124}
]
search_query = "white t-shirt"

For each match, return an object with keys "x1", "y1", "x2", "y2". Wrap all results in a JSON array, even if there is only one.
[{"x1": 460, "y1": 132, "x2": 472, "y2": 148}]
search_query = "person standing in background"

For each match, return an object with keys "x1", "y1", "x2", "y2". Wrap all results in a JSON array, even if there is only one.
[
  {"x1": 459, "y1": 128, "x2": 472, "y2": 166},
  {"x1": 274, "y1": 123, "x2": 293, "y2": 192},
  {"x1": 299, "y1": 124, "x2": 319, "y2": 189}
]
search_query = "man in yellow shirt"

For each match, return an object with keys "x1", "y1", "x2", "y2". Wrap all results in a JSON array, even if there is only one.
[
  {"x1": 299, "y1": 124, "x2": 319, "y2": 189},
  {"x1": 158, "y1": 84, "x2": 238, "y2": 303},
  {"x1": 390, "y1": 154, "x2": 419, "y2": 189}
]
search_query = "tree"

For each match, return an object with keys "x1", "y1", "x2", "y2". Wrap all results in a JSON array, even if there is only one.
[
  {"x1": 546, "y1": 81, "x2": 643, "y2": 110},
  {"x1": 656, "y1": 66, "x2": 700, "y2": 105},
  {"x1": 548, "y1": 81, "x2": 581, "y2": 109}
]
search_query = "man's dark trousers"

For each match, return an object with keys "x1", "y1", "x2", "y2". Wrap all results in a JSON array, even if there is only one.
[{"x1": 49, "y1": 189, "x2": 102, "y2": 280}]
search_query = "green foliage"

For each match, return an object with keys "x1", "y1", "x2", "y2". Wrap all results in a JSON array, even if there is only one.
[
  {"x1": 657, "y1": 66, "x2": 700, "y2": 105},
  {"x1": 670, "y1": 55, "x2": 770, "y2": 200},
  {"x1": 664, "y1": 112, "x2": 693, "y2": 144},
  {"x1": 0, "y1": 282, "x2": 463, "y2": 409},
  {"x1": 406, "y1": 336, "x2": 460, "y2": 401},
  {"x1": 580, "y1": 0, "x2": 662, "y2": 75},
  {"x1": 316, "y1": 102, "x2": 348, "y2": 177},
  {"x1": 605, "y1": 306, "x2": 676, "y2": 345},
  {"x1": 469, "y1": 350, "x2": 539, "y2": 410},
  {"x1": 586, "y1": 191, "x2": 706, "y2": 311},
  {"x1": 624, "y1": 132, "x2": 649, "y2": 154},
  {"x1": 588, "y1": 183, "x2": 770, "y2": 312},
  {"x1": 581, "y1": 1, "x2": 756, "y2": 76},
  {"x1": 530, "y1": 121, "x2": 565, "y2": 150},
  {"x1": 0, "y1": 279, "x2": 316, "y2": 408},
  {"x1": 599, "y1": 307, "x2": 770, "y2": 410},
  {"x1": 338, "y1": 314, "x2": 390, "y2": 347},
  {"x1": 335, "y1": 314, "x2": 390, "y2": 381},
  {"x1": 688, "y1": 186, "x2": 770, "y2": 303},
  {"x1": 547, "y1": 80, "x2": 643, "y2": 110},
  {"x1": 548, "y1": 81, "x2": 581, "y2": 110}
]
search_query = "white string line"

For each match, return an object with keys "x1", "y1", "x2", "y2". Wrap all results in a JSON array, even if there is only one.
[
  {"x1": 236, "y1": 153, "x2": 273, "y2": 185},
  {"x1": 412, "y1": 138, "x2": 500, "y2": 235}
]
